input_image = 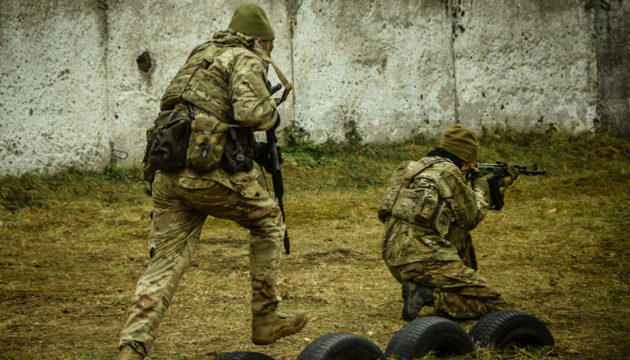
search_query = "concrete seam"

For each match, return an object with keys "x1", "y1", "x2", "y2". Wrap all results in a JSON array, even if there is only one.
[
  {"x1": 99, "y1": 0, "x2": 114, "y2": 164},
  {"x1": 289, "y1": 1, "x2": 297, "y2": 124},
  {"x1": 593, "y1": 0, "x2": 603, "y2": 132},
  {"x1": 448, "y1": 0, "x2": 460, "y2": 124}
]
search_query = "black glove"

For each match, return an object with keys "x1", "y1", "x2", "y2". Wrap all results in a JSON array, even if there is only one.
[
  {"x1": 253, "y1": 141, "x2": 271, "y2": 169},
  {"x1": 253, "y1": 141, "x2": 283, "y2": 174}
]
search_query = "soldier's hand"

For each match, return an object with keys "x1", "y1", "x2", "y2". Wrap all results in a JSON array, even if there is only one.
[
  {"x1": 472, "y1": 174, "x2": 493, "y2": 195},
  {"x1": 506, "y1": 164, "x2": 519, "y2": 181},
  {"x1": 253, "y1": 141, "x2": 283, "y2": 174},
  {"x1": 253, "y1": 141, "x2": 272, "y2": 170},
  {"x1": 499, "y1": 164, "x2": 519, "y2": 187}
]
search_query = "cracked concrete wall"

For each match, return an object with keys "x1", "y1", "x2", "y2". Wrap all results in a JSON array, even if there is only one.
[
  {"x1": 0, "y1": 0, "x2": 111, "y2": 176},
  {"x1": 291, "y1": 0, "x2": 456, "y2": 144},
  {"x1": 450, "y1": 0, "x2": 599, "y2": 134},
  {"x1": 1, "y1": 0, "x2": 628, "y2": 176}
]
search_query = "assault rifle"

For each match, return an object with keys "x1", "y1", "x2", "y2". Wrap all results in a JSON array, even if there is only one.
[
  {"x1": 268, "y1": 83, "x2": 290, "y2": 254},
  {"x1": 468, "y1": 162, "x2": 547, "y2": 211}
]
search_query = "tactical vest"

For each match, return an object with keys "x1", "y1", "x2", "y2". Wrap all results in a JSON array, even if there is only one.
[
  {"x1": 378, "y1": 157, "x2": 454, "y2": 237},
  {"x1": 157, "y1": 35, "x2": 292, "y2": 176},
  {"x1": 160, "y1": 42, "x2": 233, "y2": 122}
]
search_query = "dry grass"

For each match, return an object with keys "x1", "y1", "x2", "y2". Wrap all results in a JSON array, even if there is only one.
[{"x1": 0, "y1": 131, "x2": 629, "y2": 360}]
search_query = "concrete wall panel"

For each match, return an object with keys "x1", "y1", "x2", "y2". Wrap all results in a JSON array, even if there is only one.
[
  {"x1": 452, "y1": 0, "x2": 598, "y2": 134},
  {"x1": 292, "y1": 0, "x2": 456, "y2": 144},
  {"x1": 0, "y1": 0, "x2": 627, "y2": 176},
  {"x1": 0, "y1": 0, "x2": 110, "y2": 176}
]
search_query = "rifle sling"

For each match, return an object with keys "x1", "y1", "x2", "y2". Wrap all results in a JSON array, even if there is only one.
[{"x1": 250, "y1": 49, "x2": 293, "y2": 106}]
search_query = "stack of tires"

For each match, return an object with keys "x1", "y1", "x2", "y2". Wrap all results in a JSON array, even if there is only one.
[
  {"x1": 213, "y1": 310, "x2": 554, "y2": 360},
  {"x1": 382, "y1": 311, "x2": 554, "y2": 359}
]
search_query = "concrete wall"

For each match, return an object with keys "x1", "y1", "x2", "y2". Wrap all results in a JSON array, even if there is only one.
[
  {"x1": 292, "y1": 0, "x2": 456, "y2": 143},
  {"x1": 0, "y1": 0, "x2": 111, "y2": 176},
  {"x1": 593, "y1": 0, "x2": 630, "y2": 136},
  {"x1": 1, "y1": 0, "x2": 628, "y2": 176},
  {"x1": 451, "y1": 0, "x2": 598, "y2": 133}
]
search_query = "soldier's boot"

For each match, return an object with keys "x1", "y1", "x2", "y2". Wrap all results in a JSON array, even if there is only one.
[
  {"x1": 115, "y1": 346, "x2": 144, "y2": 360},
  {"x1": 252, "y1": 309, "x2": 308, "y2": 345},
  {"x1": 402, "y1": 281, "x2": 434, "y2": 321}
]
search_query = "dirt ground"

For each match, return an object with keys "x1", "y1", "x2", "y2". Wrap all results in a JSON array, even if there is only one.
[{"x1": 1, "y1": 136, "x2": 629, "y2": 360}]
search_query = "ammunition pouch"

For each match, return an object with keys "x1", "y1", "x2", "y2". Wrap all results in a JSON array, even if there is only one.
[
  {"x1": 142, "y1": 110, "x2": 192, "y2": 182},
  {"x1": 391, "y1": 180, "x2": 452, "y2": 237},
  {"x1": 379, "y1": 159, "x2": 453, "y2": 237},
  {"x1": 220, "y1": 127, "x2": 256, "y2": 174},
  {"x1": 186, "y1": 116, "x2": 229, "y2": 173}
]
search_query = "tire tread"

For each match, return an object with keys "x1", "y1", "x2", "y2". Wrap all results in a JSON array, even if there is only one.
[
  {"x1": 469, "y1": 310, "x2": 554, "y2": 348},
  {"x1": 297, "y1": 332, "x2": 383, "y2": 360}
]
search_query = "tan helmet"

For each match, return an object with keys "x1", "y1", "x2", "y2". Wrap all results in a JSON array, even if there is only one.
[
  {"x1": 439, "y1": 125, "x2": 479, "y2": 163},
  {"x1": 228, "y1": 2, "x2": 275, "y2": 40}
]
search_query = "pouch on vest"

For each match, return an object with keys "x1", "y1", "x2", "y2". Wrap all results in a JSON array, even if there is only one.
[
  {"x1": 391, "y1": 187, "x2": 424, "y2": 224},
  {"x1": 379, "y1": 160, "x2": 428, "y2": 223},
  {"x1": 411, "y1": 175, "x2": 452, "y2": 237},
  {"x1": 142, "y1": 110, "x2": 191, "y2": 182},
  {"x1": 220, "y1": 127, "x2": 255, "y2": 175},
  {"x1": 391, "y1": 175, "x2": 452, "y2": 237},
  {"x1": 379, "y1": 179, "x2": 404, "y2": 222},
  {"x1": 186, "y1": 116, "x2": 229, "y2": 173}
]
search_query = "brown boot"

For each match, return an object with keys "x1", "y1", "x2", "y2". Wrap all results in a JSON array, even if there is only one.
[
  {"x1": 116, "y1": 345, "x2": 144, "y2": 360},
  {"x1": 252, "y1": 309, "x2": 308, "y2": 345}
]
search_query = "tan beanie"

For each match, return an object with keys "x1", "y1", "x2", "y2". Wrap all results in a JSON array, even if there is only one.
[{"x1": 439, "y1": 125, "x2": 479, "y2": 163}]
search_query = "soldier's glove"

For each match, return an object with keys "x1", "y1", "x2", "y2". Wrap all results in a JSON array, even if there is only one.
[
  {"x1": 472, "y1": 174, "x2": 493, "y2": 195},
  {"x1": 253, "y1": 141, "x2": 283, "y2": 174},
  {"x1": 499, "y1": 164, "x2": 519, "y2": 187},
  {"x1": 253, "y1": 141, "x2": 271, "y2": 170}
]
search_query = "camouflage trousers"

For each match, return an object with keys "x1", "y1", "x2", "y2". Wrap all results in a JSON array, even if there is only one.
[
  {"x1": 388, "y1": 259, "x2": 508, "y2": 320},
  {"x1": 118, "y1": 170, "x2": 284, "y2": 355}
]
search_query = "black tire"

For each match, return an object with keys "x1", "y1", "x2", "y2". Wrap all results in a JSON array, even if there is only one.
[
  {"x1": 383, "y1": 316, "x2": 474, "y2": 359},
  {"x1": 296, "y1": 332, "x2": 383, "y2": 360},
  {"x1": 469, "y1": 310, "x2": 555, "y2": 349},
  {"x1": 213, "y1": 351, "x2": 277, "y2": 360}
]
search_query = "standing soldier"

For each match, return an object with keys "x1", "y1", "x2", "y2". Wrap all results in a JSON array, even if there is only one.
[
  {"x1": 116, "y1": 3, "x2": 307, "y2": 359},
  {"x1": 377, "y1": 125, "x2": 518, "y2": 321}
]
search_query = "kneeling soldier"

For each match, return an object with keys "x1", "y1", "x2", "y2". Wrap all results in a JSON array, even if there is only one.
[{"x1": 378, "y1": 125, "x2": 518, "y2": 321}]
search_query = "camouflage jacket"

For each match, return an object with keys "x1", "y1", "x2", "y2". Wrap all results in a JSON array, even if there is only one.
[
  {"x1": 379, "y1": 157, "x2": 491, "y2": 266},
  {"x1": 160, "y1": 30, "x2": 278, "y2": 189},
  {"x1": 161, "y1": 29, "x2": 278, "y2": 130}
]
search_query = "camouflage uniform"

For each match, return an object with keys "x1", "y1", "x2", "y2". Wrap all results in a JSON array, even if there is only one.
[
  {"x1": 118, "y1": 30, "x2": 287, "y2": 356},
  {"x1": 379, "y1": 157, "x2": 508, "y2": 320}
]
